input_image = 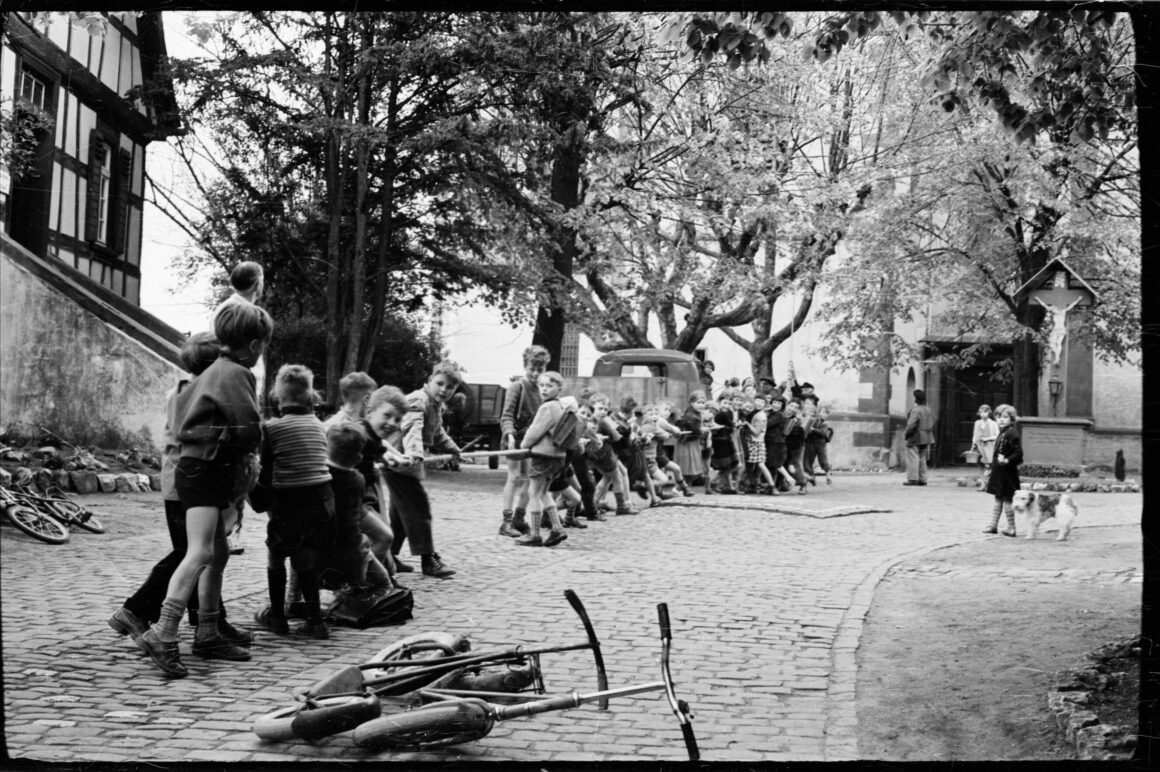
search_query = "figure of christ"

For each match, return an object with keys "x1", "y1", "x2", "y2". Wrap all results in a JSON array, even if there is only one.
[{"x1": 1034, "y1": 296, "x2": 1082, "y2": 367}]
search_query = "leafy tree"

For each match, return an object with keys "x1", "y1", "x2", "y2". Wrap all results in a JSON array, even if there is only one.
[
  {"x1": 148, "y1": 11, "x2": 515, "y2": 401},
  {"x1": 674, "y1": 9, "x2": 1138, "y2": 415},
  {"x1": 443, "y1": 12, "x2": 645, "y2": 370},
  {"x1": 671, "y1": 8, "x2": 1131, "y2": 142},
  {"x1": 490, "y1": 16, "x2": 915, "y2": 380}
]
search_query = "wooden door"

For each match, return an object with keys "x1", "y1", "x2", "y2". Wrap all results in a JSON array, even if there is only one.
[{"x1": 938, "y1": 359, "x2": 1012, "y2": 466}]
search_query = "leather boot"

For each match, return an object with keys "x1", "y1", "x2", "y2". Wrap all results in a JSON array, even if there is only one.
[
  {"x1": 498, "y1": 511, "x2": 521, "y2": 538},
  {"x1": 510, "y1": 509, "x2": 530, "y2": 535}
]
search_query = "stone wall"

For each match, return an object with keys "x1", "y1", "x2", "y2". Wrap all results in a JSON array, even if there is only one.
[
  {"x1": 1084, "y1": 429, "x2": 1141, "y2": 473},
  {"x1": 1, "y1": 243, "x2": 181, "y2": 452},
  {"x1": 824, "y1": 412, "x2": 907, "y2": 470}
]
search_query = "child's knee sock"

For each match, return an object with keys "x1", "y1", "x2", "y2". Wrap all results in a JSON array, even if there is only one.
[
  {"x1": 299, "y1": 572, "x2": 322, "y2": 621},
  {"x1": 284, "y1": 569, "x2": 302, "y2": 606},
  {"x1": 195, "y1": 608, "x2": 220, "y2": 641},
  {"x1": 544, "y1": 505, "x2": 563, "y2": 532},
  {"x1": 1003, "y1": 500, "x2": 1016, "y2": 530},
  {"x1": 267, "y1": 562, "x2": 287, "y2": 617},
  {"x1": 528, "y1": 510, "x2": 542, "y2": 539},
  {"x1": 988, "y1": 498, "x2": 1003, "y2": 528},
  {"x1": 155, "y1": 597, "x2": 185, "y2": 641}
]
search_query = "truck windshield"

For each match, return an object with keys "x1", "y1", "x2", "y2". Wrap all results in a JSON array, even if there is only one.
[{"x1": 620, "y1": 365, "x2": 663, "y2": 378}]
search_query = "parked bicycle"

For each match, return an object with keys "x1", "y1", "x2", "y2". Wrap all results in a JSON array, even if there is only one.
[
  {"x1": 252, "y1": 590, "x2": 698, "y2": 760},
  {"x1": 1, "y1": 486, "x2": 70, "y2": 544},
  {"x1": 8, "y1": 483, "x2": 105, "y2": 534}
]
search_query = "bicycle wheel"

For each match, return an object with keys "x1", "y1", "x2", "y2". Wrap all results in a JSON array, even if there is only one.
[
  {"x1": 3, "y1": 504, "x2": 70, "y2": 544},
  {"x1": 47, "y1": 499, "x2": 105, "y2": 533},
  {"x1": 253, "y1": 694, "x2": 381, "y2": 742},
  {"x1": 352, "y1": 699, "x2": 494, "y2": 751}
]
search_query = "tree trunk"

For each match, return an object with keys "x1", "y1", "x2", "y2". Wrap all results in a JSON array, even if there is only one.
[
  {"x1": 344, "y1": 17, "x2": 373, "y2": 374},
  {"x1": 532, "y1": 131, "x2": 584, "y2": 370},
  {"x1": 361, "y1": 73, "x2": 400, "y2": 373},
  {"x1": 1012, "y1": 299, "x2": 1045, "y2": 417},
  {"x1": 322, "y1": 17, "x2": 348, "y2": 405}
]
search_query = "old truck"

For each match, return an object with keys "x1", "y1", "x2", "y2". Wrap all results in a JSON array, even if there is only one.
[{"x1": 448, "y1": 349, "x2": 706, "y2": 468}]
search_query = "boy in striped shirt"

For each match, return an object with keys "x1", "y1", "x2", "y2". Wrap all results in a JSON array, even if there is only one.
[{"x1": 252, "y1": 364, "x2": 334, "y2": 639}]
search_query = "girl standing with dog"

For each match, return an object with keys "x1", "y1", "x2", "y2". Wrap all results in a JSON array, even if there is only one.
[{"x1": 982, "y1": 405, "x2": 1022, "y2": 536}]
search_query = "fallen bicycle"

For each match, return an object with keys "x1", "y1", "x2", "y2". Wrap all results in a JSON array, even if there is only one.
[{"x1": 252, "y1": 589, "x2": 698, "y2": 759}]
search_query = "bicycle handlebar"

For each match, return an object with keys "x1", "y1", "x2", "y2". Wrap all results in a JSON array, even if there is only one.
[
  {"x1": 658, "y1": 602, "x2": 699, "y2": 762},
  {"x1": 564, "y1": 589, "x2": 610, "y2": 709}
]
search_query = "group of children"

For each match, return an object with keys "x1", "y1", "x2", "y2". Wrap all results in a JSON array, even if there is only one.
[
  {"x1": 493, "y1": 347, "x2": 838, "y2": 546},
  {"x1": 683, "y1": 385, "x2": 834, "y2": 496},
  {"x1": 109, "y1": 282, "x2": 467, "y2": 678}
]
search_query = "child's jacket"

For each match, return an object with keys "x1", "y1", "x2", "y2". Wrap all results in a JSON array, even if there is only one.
[
  {"x1": 521, "y1": 397, "x2": 566, "y2": 458},
  {"x1": 500, "y1": 377, "x2": 541, "y2": 440},
  {"x1": 397, "y1": 388, "x2": 459, "y2": 479},
  {"x1": 985, "y1": 426, "x2": 1023, "y2": 499},
  {"x1": 175, "y1": 355, "x2": 261, "y2": 461}
]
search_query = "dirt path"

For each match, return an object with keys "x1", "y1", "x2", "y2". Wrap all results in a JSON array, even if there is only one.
[{"x1": 856, "y1": 523, "x2": 1140, "y2": 761}]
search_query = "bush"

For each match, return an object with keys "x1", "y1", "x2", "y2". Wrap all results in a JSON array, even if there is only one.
[{"x1": 1020, "y1": 464, "x2": 1082, "y2": 478}]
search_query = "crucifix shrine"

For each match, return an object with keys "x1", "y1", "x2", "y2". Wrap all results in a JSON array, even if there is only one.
[{"x1": 1015, "y1": 257, "x2": 1100, "y2": 419}]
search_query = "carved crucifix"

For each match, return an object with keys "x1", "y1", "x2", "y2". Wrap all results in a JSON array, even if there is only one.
[{"x1": 1033, "y1": 295, "x2": 1082, "y2": 367}]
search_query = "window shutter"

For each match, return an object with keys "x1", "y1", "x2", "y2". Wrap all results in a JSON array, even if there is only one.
[
  {"x1": 112, "y1": 147, "x2": 132, "y2": 254},
  {"x1": 84, "y1": 130, "x2": 103, "y2": 243}
]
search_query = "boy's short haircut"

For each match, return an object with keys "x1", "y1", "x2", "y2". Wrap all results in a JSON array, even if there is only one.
[
  {"x1": 275, "y1": 364, "x2": 314, "y2": 404},
  {"x1": 339, "y1": 371, "x2": 377, "y2": 402},
  {"x1": 804, "y1": 394, "x2": 820, "y2": 406},
  {"x1": 523, "y1": 345, "x2": 551, "y2": 367},
  {"x1": 979, "y1": 404, "x2": 992, "y2": 413},
  {"x1": 214, "y1": 301, "x2": 273, "y2": 351},
  {"x1": 998, "y1": 405, "x2": 1019, "y2": 421},
  {"x1": 367, "y1": 385, "x2": 408, "y2": 416},
  {"x1": 689, "y1": 390, "x2": 706, "y2": 403},
  {"x1": 229, "y1": 261, "x2": 264, "y2": 292},
  {"x1": 578, "y1": 385, "x2": 597, "y2": 401},
  {"x1": 327, "y1": 422, "x2": 367, "y2": 468},
  {"x1": 539, "y1": 370, "x2": 564, "y2": 387},
  {"x1": 589, "y1": 392, "x2": 610, "y2": 407},
  {"x1": 430, "y1": 360, "x2": 462, "y2": 385},
  {"x1": 180, "y1": 331, "x2": 221, "y2": 376},
  {"x1": 619, "y1": 395, "x2": 637, "y2": 413}
]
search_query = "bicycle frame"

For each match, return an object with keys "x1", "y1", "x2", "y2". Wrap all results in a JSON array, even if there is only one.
[
  {"x1": 351, "y1": 601, "x2": 699, "y2": 759},
  {"x1": 350, "y1": 589, "x2": 608, "y2": 705}
]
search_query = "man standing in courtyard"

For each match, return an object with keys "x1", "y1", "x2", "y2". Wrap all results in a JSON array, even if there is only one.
[{"x1": 904, "y1": 389, "x2": 935, "y2": 486}]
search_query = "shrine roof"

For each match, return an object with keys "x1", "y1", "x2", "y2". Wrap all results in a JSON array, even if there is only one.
[{"x1": 1015, "y1": 257, "x2": 1101, "y2": 302}]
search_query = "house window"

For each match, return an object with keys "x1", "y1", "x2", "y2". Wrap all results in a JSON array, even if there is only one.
[
  {"x1": 19, "y1": 69, "x2": 49, "y2": 111},
  {"x1": 93, "y1": 143, "x2": 112, "y2": 245}
]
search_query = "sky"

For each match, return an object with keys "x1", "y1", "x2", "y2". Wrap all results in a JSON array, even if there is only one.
[{"x1": 138, "y1": 12, "x2": 216, "y2": 336}]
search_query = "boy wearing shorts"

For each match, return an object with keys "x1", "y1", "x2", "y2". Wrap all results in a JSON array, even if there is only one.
[
  {"x1": 137, "y1": 302, "x2": 271, "y2": 677},
  {"x1": 517, "y1": 370, "x2": 570, "y2": 547}
]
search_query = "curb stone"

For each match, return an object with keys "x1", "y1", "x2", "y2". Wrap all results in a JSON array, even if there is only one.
[{"x1": 1047, "y1": 636, "x2": 1139, "y2": 761}]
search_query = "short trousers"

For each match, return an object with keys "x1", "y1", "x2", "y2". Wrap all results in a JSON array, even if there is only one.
[
  {"x1": 645, "y1": 457, "x2": 660, "y2": 475},
  {"x1": 175, "y1": 456, "x2": 237, "y2": 510},
  {"x1": 529, "y1": 454, "x2": 567, "y2": 480},
  {"x1": 548, "y1": 467, "x2": 573, "y2": 492}
]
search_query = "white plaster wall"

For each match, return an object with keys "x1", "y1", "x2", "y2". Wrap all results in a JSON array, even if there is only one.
[{"x1": 1091, "y1": 355, "x2": 1143, "y2": 429}]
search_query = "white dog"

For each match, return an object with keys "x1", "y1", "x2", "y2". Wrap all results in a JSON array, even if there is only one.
[{"x1": 1011, "y1": 490, "x2": 1078, "y2": 541}]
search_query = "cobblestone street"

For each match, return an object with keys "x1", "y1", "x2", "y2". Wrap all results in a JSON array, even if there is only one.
[{"x1": 1, "y1": 467, "x2": 1141, "y2": 763}]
